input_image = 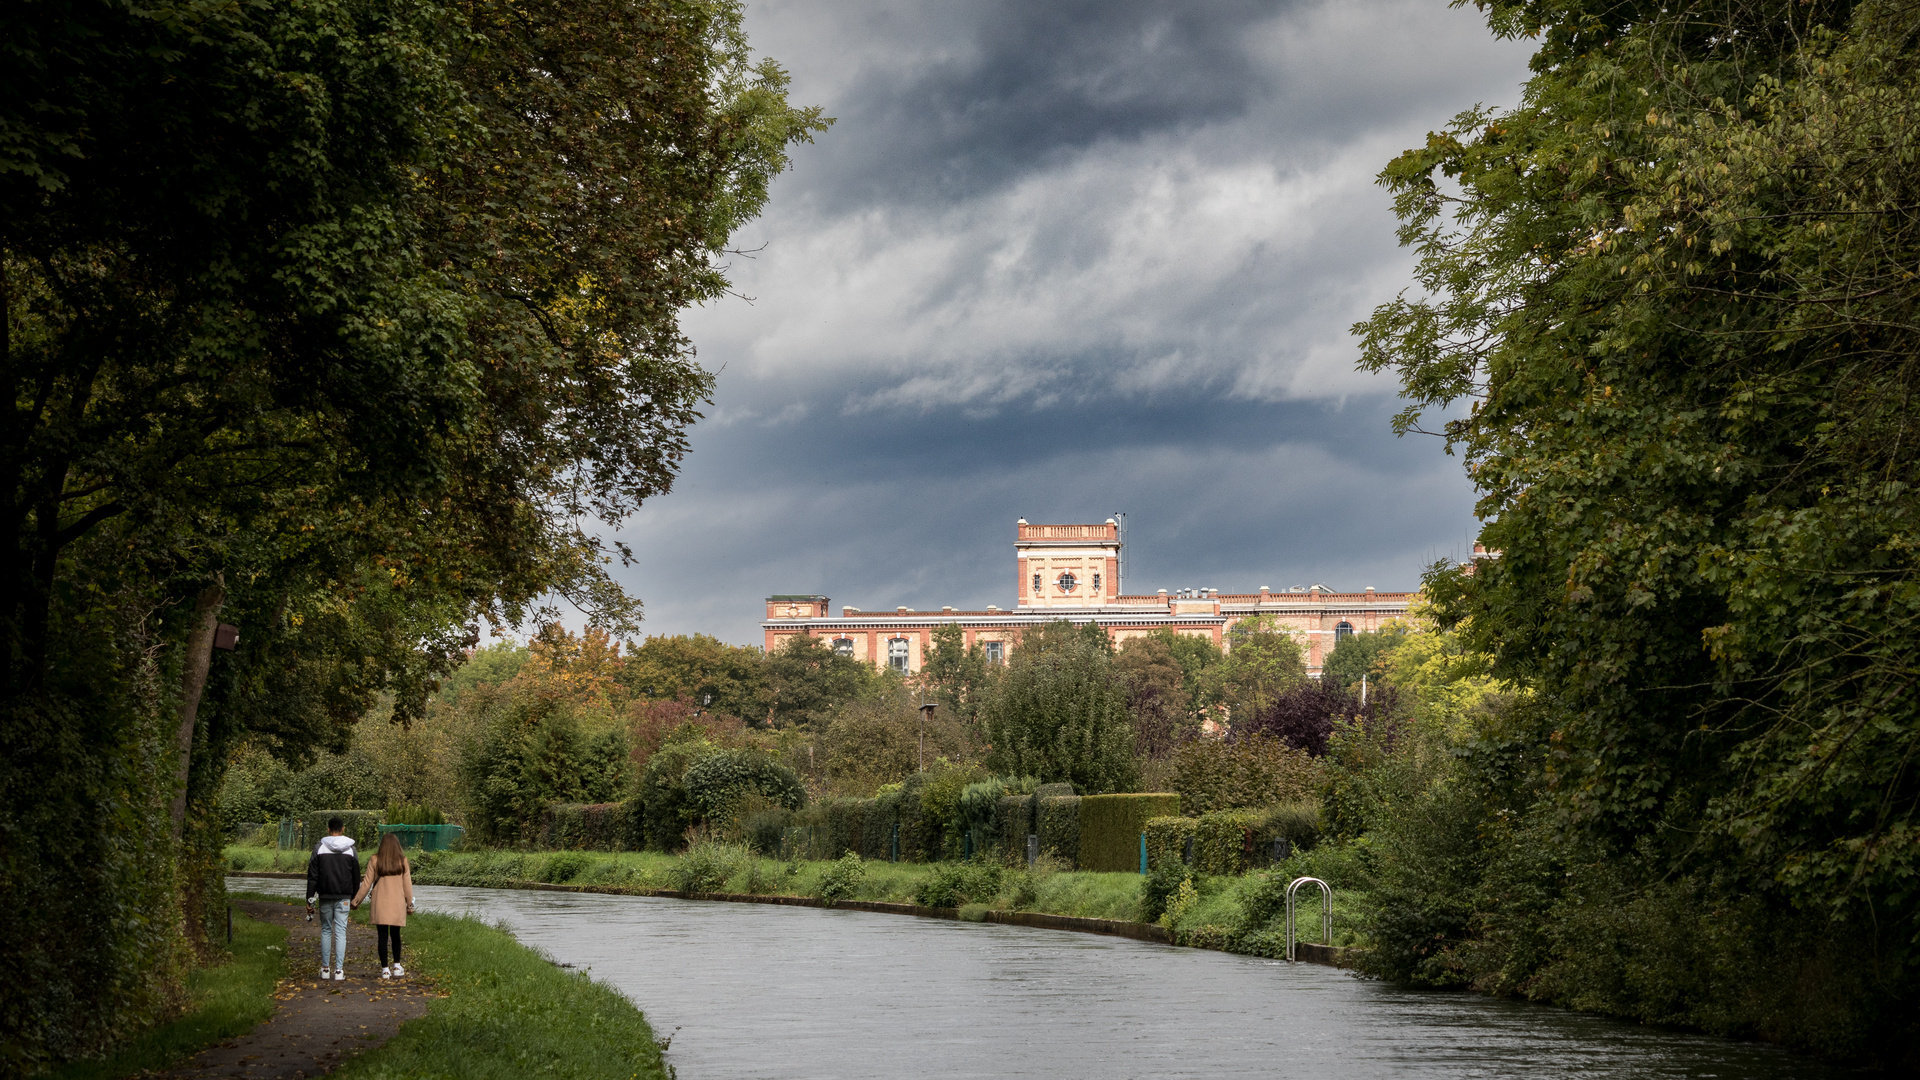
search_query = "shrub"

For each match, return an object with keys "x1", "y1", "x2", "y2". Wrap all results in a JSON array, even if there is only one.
[
  {"x1": 1138, "y1": 859, "x2": 1192, "y2": 923},
  {"x1": 918, "y1": 764, "x2": 985, "y2": 857},
  {"x1": 913, "y1": 862, "x2": 1004, "y2": 908},
  {"x1": 637, "y1": 739, "x2": 718, "y2": 851},
  {"x1": 743, "y1": 808, "x2": 792, "y2": 856},
  {"x1": 1160, "y1": 877, "x2": 1200, "y2": 931},
  {"x1": 540, "y1": 851, "x2": 592, "y2": 884},
  {"x1": 682, "y1": 748, "x2": 806, "y2": 824},
  {"x1": 1078, "y1": 793, "x2": 1179, "y2": 872},
  {"x1": 1037, "y1": 795, "x2": 1081, "y2": 867},
  {"x1": 1247, "y1": 802, "x2": 1320, "y2": 857},
  {"x1": 671, "y1": 840, "x2": 745, "y2": 893},
  {"x1": 1170, "y1": 735, "x2": 1320, "y2": 815},
  {"x1": 818, "y1": 851, "x2": 867, "y2": 904}
]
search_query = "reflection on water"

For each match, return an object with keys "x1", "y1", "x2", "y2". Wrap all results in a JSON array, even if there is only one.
[{"x1": 230, "y1": 877, "x2": 1848, "y2": 1079}]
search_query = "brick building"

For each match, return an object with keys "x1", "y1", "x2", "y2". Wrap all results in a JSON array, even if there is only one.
[{"x1": 762, "y1": 520, "x2": 1415, "y2": 676}]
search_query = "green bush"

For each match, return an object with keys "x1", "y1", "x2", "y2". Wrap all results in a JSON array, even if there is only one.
[
  {"x1": 1037, "y1": 795, "x2": 1080, "y2": 866},
  {"x1": 1169, "y1": 735, "x2": 1320, "y2": 815},
  {"x1": 1247, "y1": 802, "x2": 1320, "y2": 856},
  {"x1": 669, "y1": 841, "x2": 744, "y2": 893},
  {"x1": 537, "y1": 803, "x2": 630, "y2": 851},
  {"x1": 743, "y1": 808, "x2": 792, "y2": 856},
  {"x1": 1077, "y1": 793, "x2": 1178, "y2": 872},
  {"x1": 817, "y1": 851, "x2": 867, "y2": 904},
  {"x1": 637, "y1": 739, "x2": 716, "y2": 851},
  {"x1": 540, "y1": 851, "x2": 592, "y2": 884},
  {"x1": 913, "y1": 862, "x2": 1004, "y2": 908},
  {"x1": 681, "y1": 748, "x2": 806, "y2": 823},
  {"x1": 1138, "y1": 859, "x2": 1192, "y2": 923}
]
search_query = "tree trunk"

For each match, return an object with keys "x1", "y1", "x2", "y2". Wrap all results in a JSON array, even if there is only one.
[{"x1": 171, "y1": 578, "x2": 226, "y2": 838}]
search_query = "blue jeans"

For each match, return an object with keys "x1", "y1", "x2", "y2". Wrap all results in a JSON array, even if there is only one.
[{"x1": 317, "y1": 899, "x2": 349, "y2": 970}]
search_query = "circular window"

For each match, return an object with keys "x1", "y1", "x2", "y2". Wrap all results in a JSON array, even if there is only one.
[{"x1": 1056, "y1": 571, "x2": 1078, "y2": 593}]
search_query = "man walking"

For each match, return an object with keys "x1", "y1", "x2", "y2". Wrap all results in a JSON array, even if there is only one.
[{"x1": 305, "y1": 817, "x2": 361, "y2": 980}]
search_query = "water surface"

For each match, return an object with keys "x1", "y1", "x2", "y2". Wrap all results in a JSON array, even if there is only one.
[{"x1": 232, "y1": 877, "x2": 1848, "y2": 1079}]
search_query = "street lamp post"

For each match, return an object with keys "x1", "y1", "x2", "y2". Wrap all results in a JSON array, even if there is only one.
[{"x1": 918, "y1": 701, "x2": 938, "y2": 772}]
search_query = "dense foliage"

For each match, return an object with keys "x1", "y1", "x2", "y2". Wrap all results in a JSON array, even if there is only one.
[
  {"x1": 1349, "y1": 0, "x2": 1920, "y2": 1062},
  {"x1": 0, "y1": 0, "x2": 823, "y2": 1065},
  {"x1": 981, "y1": 622, "x2": 1138, "y2": 794}
]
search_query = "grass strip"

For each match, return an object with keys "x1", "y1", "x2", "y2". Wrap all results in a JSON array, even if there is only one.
[
  {"x1": 45, "y1": 911, "x2": 288, "y2": 1080},
  {"x1": 332, "y1": 911, "x2": 669, "y2": 1080}
]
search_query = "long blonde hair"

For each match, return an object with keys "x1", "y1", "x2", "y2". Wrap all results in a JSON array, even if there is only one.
[{"x1": 374, "y1": 833, "x2": 408, "y2": 877}]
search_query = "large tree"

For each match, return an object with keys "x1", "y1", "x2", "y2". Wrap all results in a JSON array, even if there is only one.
[
  {"x1": 1354, "y1": 0, "x2": 1919, "y2": 1056},
  {"x1": 982, "y1": 621, "x2": 1137, "y2": 794},
  {"x1": 0, "y1": 0, "x2": 824, "y2": 1066}
]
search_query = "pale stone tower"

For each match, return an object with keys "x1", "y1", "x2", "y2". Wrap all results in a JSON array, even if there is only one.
[{"x1": 1014, "y1": 518, "x2": 1121, "y2": 607}]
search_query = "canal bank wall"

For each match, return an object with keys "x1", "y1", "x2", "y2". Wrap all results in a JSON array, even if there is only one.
[{"x1": 228, "y1": 871, "x2": 1356, "y2": 967}]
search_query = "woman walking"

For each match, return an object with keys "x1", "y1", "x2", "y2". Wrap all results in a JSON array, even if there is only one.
[{"x1": 352, "y1": 833, "x2": 415, "y2": 978}]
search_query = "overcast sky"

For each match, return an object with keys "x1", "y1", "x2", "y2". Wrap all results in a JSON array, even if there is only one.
[{"x1": 594, "y1": 0, "x2": 1534, "y2": 647}]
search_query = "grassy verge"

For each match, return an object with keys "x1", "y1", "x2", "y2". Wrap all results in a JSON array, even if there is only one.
[
  {"x1": 45, "y1": 911, "x2": 288, "y2": 1080},
  {"x1": 332, "y1": 911, "x2": 668, "y2": 1080},
  {"x1": 228, "y1": 841, "x2": 1373, "y2": 950}
]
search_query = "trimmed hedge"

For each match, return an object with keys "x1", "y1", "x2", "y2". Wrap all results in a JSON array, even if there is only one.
[
  {"x1": 1194, "y1": 809, "x2": 1263, "y2": 875},
  {"x1": 296, "y1": 810, "x2": 382, "y2": 853},
  {"x1": 1144, "y1": 805, "x2": 1321, "y2": 875},
  {"x1": 1038, "y1": 795, "x2": 1080, "y2": 866},
  {"x1": 1143, "y1": 815, "x2": 1196, "y2": 873},
  {"x1": 537, "y1": 802, "x2": 636, "y2": 851},
  {"x1": 996, "y1": 795, "x2": 1032, "y2": 854},
  {"x1": 1077, "y1": 793, "x2": 1179, "y2": 872}
]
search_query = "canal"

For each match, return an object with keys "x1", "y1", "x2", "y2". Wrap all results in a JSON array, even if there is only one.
[{"x1": 232, "y1": 877, "x2": 1851, "y2": 1078}]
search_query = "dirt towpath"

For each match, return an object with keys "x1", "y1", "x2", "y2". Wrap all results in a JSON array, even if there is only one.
[{"x1": 157, "y1": 900, "x2": 438, "y2": 1079}]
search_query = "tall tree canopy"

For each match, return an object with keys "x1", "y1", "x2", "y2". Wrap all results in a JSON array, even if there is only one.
[
  {"x1": 0, "y1": 0, "x2": 824, "y2": 1067},
  {"x1": 1354, "y1": 0, "x2": 1920, "y2": 1055}
]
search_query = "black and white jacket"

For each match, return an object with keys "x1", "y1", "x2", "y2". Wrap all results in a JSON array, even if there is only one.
[{"x1": 306, "y1": 834, "x2": 362, "y2": 903}]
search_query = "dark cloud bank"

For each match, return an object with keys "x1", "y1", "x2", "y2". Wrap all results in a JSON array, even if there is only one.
[{"x1": 592, "y1": 0, "x2": 1534, "y2": 645}]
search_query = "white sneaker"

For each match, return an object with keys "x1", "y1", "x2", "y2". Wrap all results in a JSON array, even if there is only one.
[
  {"x1": 319, "y1": 966, "x2": 330, "y2": 980},
  {"x1": 380, "y1": 965, "x2": 391, "y2": 979},
  {"x1": 334, "y1": 967, "x2": 345, "y2": 980},
  {"x1": 391, "y1": 963, "x2": 404, "y2": 977}
]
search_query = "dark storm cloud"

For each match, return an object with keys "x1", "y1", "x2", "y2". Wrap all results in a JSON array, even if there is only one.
[
  {"x1": 796, "y1": 0, "x2": 1289, "y2": 207},
  {"x1": 576, "y1": 0, "x2": 1536, "y2": 644}
]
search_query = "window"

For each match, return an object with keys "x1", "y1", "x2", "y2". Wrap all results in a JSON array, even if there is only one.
[
  {"x1": 1334, "y1": 621, "x2": 1354, "y2": 642},
  {"x1": 1032, "y1": 572, "x2": 1042, "y2": 594},
  {"x1": 1056, "y1": 571, "x2": 1077, "y2": 593},
  {"x1": 1092, "y1": 572, "x2": 1101, "y2": 592},
  {"x1": 888, "y1": 637, "x2": 910, "y2": 672},
  {"x1": 983, "y1": 641, "x2": 1004, "y2": 665},
  {"x1": 832, "y1": 637, "x2": 855, "y2": 657}
]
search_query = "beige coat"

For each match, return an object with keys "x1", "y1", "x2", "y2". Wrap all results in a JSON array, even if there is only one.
[{"x1": 352, "y1": 860, "x2": 414, "y2": 926}]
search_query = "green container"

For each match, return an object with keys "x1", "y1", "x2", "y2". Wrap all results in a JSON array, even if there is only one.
[{"x1": 378, "y1": 823, "x2": 466, "y2": 851}]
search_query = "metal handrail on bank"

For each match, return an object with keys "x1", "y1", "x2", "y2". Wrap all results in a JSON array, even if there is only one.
[{"x1": 1285, "y1": 876, "x2": 1332, "y2": 961}]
